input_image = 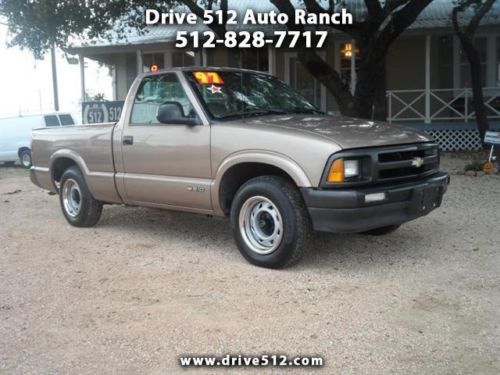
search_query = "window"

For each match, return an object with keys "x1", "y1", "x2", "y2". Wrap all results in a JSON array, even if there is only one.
[
  {"x1": 228, "y1": 49, "x2": 269, "y2": 72},
  {"x1": 58, "y1": 114, "x2": 75, "y2": 126},
  {"x1": 172, "y1": 50, "x2": 196, "y2": 67},
  {"x1": 143, "y1": 53, "x2": 165, "y2": 73},
  {"x1": 460, "y1": 37, "x2": 487, "y2": 87},
  {"x1": 437, "y1": 36, "x2": 454, "y2": 89},
  {"x1": 44, "y1": 115, "x2": 60, "y2": 127},
  {"x1": 290, "y1": 57, "x2": 322, "y2": 108},
  {"x1": 130, "y1": 73, "x2": 194, "y2": 124},
  {"x1": 340, "y1": 42, "x2": 360, "y2": 91}
]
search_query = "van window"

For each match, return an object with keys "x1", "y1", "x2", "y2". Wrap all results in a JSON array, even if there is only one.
[
  {"x1": 44, "y1": 115, "x2": 60, "y2": 127},
  {"x1": 59, "y1": 114, "x2": 75, "y2": 126}
]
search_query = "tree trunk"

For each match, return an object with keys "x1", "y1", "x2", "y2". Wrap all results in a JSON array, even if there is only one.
[
  {"x1": 297, "y1": 48, "x2": 356, "y2": 116},
  {"x1": 353, "y1": 43, "x2": 388, "y2": 121},
  {"x1": 458, "y1": 34, "x2": 490, "y2": 140}
]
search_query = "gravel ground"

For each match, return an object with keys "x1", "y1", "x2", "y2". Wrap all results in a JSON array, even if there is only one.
[{"x1": 0, "y1": 154, "x2": 499, "y2": 374}]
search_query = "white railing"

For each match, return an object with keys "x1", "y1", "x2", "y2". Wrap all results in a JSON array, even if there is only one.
[{"x1": 387, "y1": 87, "x2": 500, "y2": 124}]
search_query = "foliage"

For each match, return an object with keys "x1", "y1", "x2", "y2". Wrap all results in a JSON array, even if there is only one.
[
  {"x1": 464, "y1": 159, "x2": 486, "y2": 172},
  {"x1": 85, "y1": 92, "x2": 106, "y2": 102}
]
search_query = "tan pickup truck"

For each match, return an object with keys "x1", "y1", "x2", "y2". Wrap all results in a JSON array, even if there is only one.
[{"x1": 31, "y1": 67, "x2": 449, "y2": 268}]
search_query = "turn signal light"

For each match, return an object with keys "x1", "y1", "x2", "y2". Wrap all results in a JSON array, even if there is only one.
[{"x1": 327, "y1": 159, "x2": 344, "y2": 183}]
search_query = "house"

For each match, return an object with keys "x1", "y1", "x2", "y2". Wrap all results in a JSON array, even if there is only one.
[{"x1": 69, "y1": 0, "x2": 500, "y2": 151}]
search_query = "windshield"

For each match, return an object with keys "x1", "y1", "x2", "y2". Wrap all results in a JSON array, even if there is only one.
[{"x1": 185, "y1": 70, "x2": 322, "y2": 120}]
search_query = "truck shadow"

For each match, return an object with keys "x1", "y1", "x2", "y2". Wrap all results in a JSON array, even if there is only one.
[{"x1": 98, "y1": 205, "x2": 430, "y2": 270}]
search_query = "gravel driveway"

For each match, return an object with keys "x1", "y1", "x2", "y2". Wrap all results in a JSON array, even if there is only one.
[{"x1": 0, "y1": 155, "x2": 499, "y2": 374}]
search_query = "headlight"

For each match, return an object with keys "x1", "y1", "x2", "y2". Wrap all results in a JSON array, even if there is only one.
[
  {"x1": 327, "y1": 158, "x2": 360, "y2": 183},
  {"x1": 344, "y1": 160, "x2": 360, "y2": 178}
]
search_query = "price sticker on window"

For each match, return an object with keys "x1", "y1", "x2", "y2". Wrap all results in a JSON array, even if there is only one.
[{"x1": 193, "y1": 71, "x2": 224, "y2": 85}]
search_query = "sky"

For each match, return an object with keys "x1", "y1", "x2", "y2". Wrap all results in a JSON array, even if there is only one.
[{"x1": 0, "y1": 23, "x2": 113, "y2": 120}]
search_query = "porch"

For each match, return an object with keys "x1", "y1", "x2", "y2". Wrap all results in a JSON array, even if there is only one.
[{"x1": 387, "y1": 86, "x2": 500, "y2": 150}]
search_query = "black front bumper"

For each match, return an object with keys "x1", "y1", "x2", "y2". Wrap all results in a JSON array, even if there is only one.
[{"x1": 301, "y1": 172, "x2": 450, "y2": 233}]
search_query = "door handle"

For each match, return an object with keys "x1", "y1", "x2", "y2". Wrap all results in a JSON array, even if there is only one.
[{"x1": 123, "y1": 136, "x2": 134, "y2": 145}]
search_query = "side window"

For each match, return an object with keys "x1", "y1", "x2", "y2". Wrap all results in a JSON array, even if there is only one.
[
  {"x1": 130, "y1": 73, "x2": 195, "y2": 125},
  {"x1": 59, "y1": 114, "x2": 75, "y2": 126},
  {"x1": 44, "y1": 115, "x2": 60, "y2": 127}
]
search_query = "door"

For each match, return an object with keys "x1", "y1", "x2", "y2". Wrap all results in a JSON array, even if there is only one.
[{"x1": 118, "y1": 72, "x2": 212, "y2": 211}]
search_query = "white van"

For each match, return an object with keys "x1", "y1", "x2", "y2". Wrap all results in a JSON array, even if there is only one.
[{"x1": 0, "y1": 113, "x2": 76, "y2": 168}]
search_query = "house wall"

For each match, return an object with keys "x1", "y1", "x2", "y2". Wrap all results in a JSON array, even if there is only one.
[
  {"x1": 387, "y1": 36, "x2": 426, "y2": 91},
  {"x1": 94, "y1": 32, "x2": 499, "y2": 114},
  {"x1": 115, "y1": 54, "x2": 129, "y2": 100}
]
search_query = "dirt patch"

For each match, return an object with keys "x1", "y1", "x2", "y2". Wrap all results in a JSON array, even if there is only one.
[{"x1": 0, "y1": 158, "x2": 499, "y2": 374}]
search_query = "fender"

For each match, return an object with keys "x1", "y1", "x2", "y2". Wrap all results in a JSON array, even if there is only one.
[
  {"x1": 49, "y1": 150, "x2": 121, "y2": 203},
  {"x1": 211, "y1": 150, "x2": 312, "y2": 216}
]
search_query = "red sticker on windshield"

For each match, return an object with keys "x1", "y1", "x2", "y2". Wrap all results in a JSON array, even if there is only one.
[{"x1": 194, "y1": 71, "x2": 224, "y2": 85}]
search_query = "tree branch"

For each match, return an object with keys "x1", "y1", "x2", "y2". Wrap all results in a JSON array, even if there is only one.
[
  {"x1": 378, "y1": 0, "x2": 433, "y2": 49},
  {"x1": 466, "y1": 0, "x2": 496, "y2": 36},
  {"x1": 364, "y1": 0, "x2": 382, "y2": 18},
  {"x1": 301, "y1": 0, "x2": 363, "y2": 37}
]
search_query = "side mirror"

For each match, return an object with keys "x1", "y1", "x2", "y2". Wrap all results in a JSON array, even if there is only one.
[{"x1": 157, "y1": 102, "x2": 199, "y2": 125}]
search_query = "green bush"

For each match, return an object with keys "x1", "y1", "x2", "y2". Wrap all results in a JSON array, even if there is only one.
[{"x1": 464, "y1": 160, "x2": 485, "y2": 172}]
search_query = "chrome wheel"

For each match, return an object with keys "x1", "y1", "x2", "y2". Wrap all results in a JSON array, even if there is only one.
[
  {"x1": 239, "y1": 196, "x2": 283, "y2": 255},
  {"x1": 62, "y1": 178, "x2": 82, "y2": 218},
  {"x1": 21, "y1": 153, "x2": 31, "y2": 168}
]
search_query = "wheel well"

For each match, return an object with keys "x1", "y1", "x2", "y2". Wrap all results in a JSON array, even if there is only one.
[
  {"x1": 218, "y1": 163, "x2": 295, "y2": 215},
  {"x1": 52, "y1": 158, "x2": 78, "y2": 183}
]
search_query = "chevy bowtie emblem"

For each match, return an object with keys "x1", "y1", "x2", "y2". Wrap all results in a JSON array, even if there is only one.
[{"x1": 411, "y1": 157, "x2": 424, "y2": 168}]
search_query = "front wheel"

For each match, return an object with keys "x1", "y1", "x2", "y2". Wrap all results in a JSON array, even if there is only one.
[
  {"x1": 59, "y1": 166, "x2": 103, "y2": 227},
  {"x1": 230, "y1": 176, "x2": 312, "y2": 269}
]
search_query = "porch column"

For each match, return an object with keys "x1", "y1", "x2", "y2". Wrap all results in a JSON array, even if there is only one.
[
  {"x1": 111, "y1": 65, "x2": 117, "y2": 101},
  {"x1": 425, "y1": 35, "x2": 431, "y2": 124},
  {"x1": 201, "y1": 49, "x2": 208, "y2": 67},
  {"x1": 268, "y1": 45, "x2": 276, "y2": 76},
  {"x1": 136, "y1": 49, "x2": 143, "y2": 74},
  {"x1": 79, "y1": 54, "x2": 86, "y2": 103},
  {"x1": 350, "y1": 39, "x2": 356, "y2": 95}
]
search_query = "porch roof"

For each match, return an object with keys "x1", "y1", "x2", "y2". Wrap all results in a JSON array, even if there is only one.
[{"x1": 70, "y1": 0, "x2": 500, "y2": 52}]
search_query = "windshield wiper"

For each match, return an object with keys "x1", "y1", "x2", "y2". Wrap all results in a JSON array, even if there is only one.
[
  {"x1": 217, "y1": 109, "x2": 288, "y2": 120},
  {"x1": 288, "y1": 107, "x2": 325, "y2": 115}
]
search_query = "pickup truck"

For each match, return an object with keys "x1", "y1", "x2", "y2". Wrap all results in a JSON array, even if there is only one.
[{"x1": 30, "y1": 67, "x2": 449, "y2": 268}]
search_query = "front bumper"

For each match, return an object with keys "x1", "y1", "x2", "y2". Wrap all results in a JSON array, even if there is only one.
[{"x1": 301, "y1": 172, "x2": 450, "y2": 233}]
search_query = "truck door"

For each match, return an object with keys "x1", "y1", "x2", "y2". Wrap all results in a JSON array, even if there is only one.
[{"x1": 117, "y1": 72, "x2": 212, "y2": 211}]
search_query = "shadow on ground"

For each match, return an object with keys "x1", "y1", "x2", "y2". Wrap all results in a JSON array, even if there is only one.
[{"x1": 96, "y1": 204, "x2": 430, "y2": 271}]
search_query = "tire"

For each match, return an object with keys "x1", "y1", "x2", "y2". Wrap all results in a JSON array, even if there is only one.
[
  {"x1": 59, "y1": 166, "x2": 103, "y2": 227},
  {"x1": 361, "y1": 225, "x2": 401, "y2": 236},
  {"x1": 19, "y1": 149, "x2": 32, "y2": 169},
  {"x1": 3, "y1": 161, "x2": 15, "y2": 167},
  {"x1": 230, "y1": 176, "x2": 312, "y2": 269}
]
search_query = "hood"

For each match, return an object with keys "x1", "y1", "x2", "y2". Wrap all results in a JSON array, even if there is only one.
[{"x1": 238, "y1": 114, "x2": 432, "y2": 149}]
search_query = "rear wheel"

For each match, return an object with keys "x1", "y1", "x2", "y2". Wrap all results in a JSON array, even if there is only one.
[
  {"x1": 3, "y1": 161, "x2": 15, "y2": 167},
  {"x1": 230, "y1": 176, "x2": 312, "y2": 269},
  {"x1": 19, "y1": 149, "x2": 32, "y2": 169},
  {"x1": 361, "y1": 225, "x2": 401, "y2": 236},
  {"x1": 59, "y1": 166, "x2": 103, "y2": 227}
]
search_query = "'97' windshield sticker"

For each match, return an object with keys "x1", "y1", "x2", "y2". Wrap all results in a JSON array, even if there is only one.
[{"x1": 194, "y1": 71, "x2": 224, "y2": 85}]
